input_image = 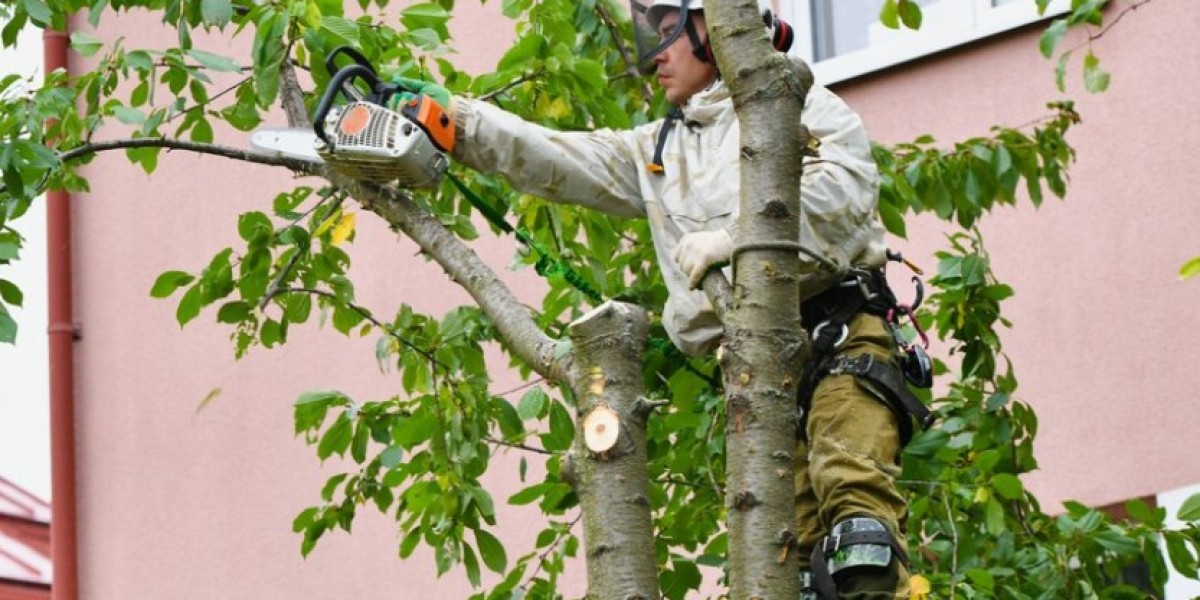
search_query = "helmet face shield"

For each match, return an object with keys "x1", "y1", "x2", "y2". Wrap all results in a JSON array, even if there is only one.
[{"x1": 630, "y1": 0, "x2": 692, "y2": 75}]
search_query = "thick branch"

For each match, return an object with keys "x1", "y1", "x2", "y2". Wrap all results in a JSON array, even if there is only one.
[
  {"x1": 344, "y1": 178, "x2": 570, "y2": 385},
  {"x1": 280, "y1": 43, "x2": 311, "y2": 129}
]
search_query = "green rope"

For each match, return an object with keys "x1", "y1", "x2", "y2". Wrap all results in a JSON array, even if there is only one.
[{"x1": 447, "y1": 173, "x2": 603, "y2": 305}]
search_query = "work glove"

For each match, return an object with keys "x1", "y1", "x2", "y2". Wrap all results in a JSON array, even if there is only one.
[
  {"x1": 673, "y1": 229, "x2": 733, "y2": 289},
  {"x1": 389, "y1": 77, "x2": 453, "y2": 111}
]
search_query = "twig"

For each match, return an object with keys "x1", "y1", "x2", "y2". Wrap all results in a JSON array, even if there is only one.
[
  {"x1": 484, "y1": 435, "x2": 554, "y2": 455},
  {"x1": 257, "y1": 193, "x2": 346, "y2": 311},
  {"x1": 943, "y1": 489, "x2": 959, "y2": 600},
  {"x1": 57, "y1": 137, "x2": 322, "y2": 174},
  {"x1": 166, "y1": 75, "x2": 254, "y2": 123},
  {"x1": 1068, "y1": 0, "x2": 1154, "y2": 53},
  {"x1": 494, "y1": 377, "x2": 546, "y2": 397},
  {"x1": 522, "y1": 513, "x2": 584, "y2": 590},
  {"x1": 594, "y1": 0, "x2": 653, "y2": 105},
  {"x1": 272, "y1": 286, "x2": 447, "y2": 369},
  {"x1": 479, "y1": 70, "x2": 544, "y2": 102}
]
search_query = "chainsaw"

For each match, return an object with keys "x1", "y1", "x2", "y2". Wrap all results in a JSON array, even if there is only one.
[{"x1": 251, "y1": 46, "x2": 455, "y2": 189}]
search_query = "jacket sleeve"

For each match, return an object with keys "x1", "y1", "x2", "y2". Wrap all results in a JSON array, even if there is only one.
[
  {"x1": 797, "y1": 85, "x2": 886, "y2": 273},
  {"x1": 450, "y1": 97, "x2": 650, "y2": 219}
]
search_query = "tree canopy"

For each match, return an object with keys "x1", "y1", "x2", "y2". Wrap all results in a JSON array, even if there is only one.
[{"x1": 0, "y1": 0, "x2": 1197, "y2": 598}]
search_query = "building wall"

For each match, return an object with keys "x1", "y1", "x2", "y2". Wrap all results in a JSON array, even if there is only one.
[
  {"x1": 65, "y1": 1, "x2": 1199, "y2": 599},
  {"x1": 833, "y1": 1, "x2": 1200, "y2": 511},
  {"x1": 0, "y1": 22, "x2": 52, "y2": 502}
]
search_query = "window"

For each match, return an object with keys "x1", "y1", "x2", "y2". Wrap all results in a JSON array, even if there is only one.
[{"x1": 778, "y1": 0, "x2": 1073, "y2": 84}]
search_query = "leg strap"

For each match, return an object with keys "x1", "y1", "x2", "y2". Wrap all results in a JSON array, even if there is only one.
[{"x1": 829, "y1": 354, "x2": 935, "y2": 446}]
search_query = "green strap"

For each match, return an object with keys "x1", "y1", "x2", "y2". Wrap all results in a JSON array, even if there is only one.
[{"x1": 448, "y1": 174, "x2": 603, "y2": 304}]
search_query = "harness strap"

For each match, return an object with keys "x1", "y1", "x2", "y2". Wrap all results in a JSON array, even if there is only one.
[
  {"x1": 648, "y1": 107, "x2": 683, "y2": 175},
  {"x1": 831, "y1": 353, "x2": 935, "y2": 445}
]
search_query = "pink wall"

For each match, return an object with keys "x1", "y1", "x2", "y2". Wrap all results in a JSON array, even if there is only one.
[
  {"x1": 836, "y1": 2, "x2": 1200, "y2": 509},
  {"x1": 70, "y1": 3, "x2": 583, "y2": 598},
  {"x1": 70, "y1": 1, "x2": 1198, "y2": 598}
]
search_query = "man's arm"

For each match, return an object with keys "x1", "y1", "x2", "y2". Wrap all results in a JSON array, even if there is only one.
[{"x1": 451, "y1": 98, "x2": 652, "y2": 219}]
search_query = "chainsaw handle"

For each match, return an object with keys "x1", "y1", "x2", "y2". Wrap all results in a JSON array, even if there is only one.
[
  {"x1": 313, "y1": 64, "x2": 381, "y2": 143},
  {"x1": 324, "y1": 46, "x2": 374, "y2": 77}
]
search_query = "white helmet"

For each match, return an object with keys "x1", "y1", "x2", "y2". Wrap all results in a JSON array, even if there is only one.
[
  {"x1": 646, "y1": 0, "x2": 776, "y2": 30},
  {"x1": 632, "y1": 0, "x2": 791, "y2": 74}
]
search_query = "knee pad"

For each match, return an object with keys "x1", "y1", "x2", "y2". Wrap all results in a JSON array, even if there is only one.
[{"x1": 809, "y1": 516, "x2": 908, "y2": 599}]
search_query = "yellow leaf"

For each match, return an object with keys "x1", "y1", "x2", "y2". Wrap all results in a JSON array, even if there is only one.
[
  {"x1": 909, "y1": 573, "x2": 931, "y2": 599},
  {"x1": 330, "y1": 212, "x2": 356, "y2": 246}
]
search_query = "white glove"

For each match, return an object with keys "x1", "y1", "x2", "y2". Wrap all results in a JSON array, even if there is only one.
[{"x1": 673, "y1": 229, "x2": 734, "y2": 289}]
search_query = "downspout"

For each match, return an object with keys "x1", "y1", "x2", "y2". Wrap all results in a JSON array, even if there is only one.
[{"x1": 43, "y1": 25, "x2": 79, "y2": 600}]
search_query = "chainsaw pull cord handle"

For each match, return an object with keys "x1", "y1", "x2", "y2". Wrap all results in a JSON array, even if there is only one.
[
  {"x1": 447, "y1": 174, "x2": 603, "y2": 305},
  {"x1": 312, "y1": 64, "x2": 382, "y2": 144}
]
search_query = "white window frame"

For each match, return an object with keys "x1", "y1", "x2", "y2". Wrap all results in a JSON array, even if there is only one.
[{"x1": 778, "y1": 0, "x2": 1073, "y2": 85}]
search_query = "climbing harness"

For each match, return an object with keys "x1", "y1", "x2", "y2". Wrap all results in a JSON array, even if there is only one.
[{"x1": 796, "y1": 253, "x2": 935, "y2": 444}]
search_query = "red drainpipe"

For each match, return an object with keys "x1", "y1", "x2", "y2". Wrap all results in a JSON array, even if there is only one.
[{"x1": 43, "y1": 25, "x2": 80, "y2": 600}]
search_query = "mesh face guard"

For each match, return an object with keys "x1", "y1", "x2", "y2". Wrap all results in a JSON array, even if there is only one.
[{"x1": 631, "y1": 0, "x2": 697, "y2": 75}]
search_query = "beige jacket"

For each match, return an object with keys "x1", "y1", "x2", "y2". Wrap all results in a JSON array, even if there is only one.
[{"x1": 451, "y1": 76, "x2": 886, "y2": 357}]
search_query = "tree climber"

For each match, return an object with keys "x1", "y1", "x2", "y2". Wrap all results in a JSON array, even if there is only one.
[{"x1": 393, "y1": 1, "x2": 932, "y2": 596}]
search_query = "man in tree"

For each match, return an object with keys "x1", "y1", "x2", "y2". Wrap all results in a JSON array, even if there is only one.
[{"x1": 394, "y1": 0, "x2": 922, "y2": 596}]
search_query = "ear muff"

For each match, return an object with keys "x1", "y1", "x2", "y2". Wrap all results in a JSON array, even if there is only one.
[{"x1": 765, "y1": 12, "x2": 795, "y2": 53}]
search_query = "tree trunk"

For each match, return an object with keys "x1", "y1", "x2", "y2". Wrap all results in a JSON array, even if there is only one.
[
  {"x1": 565, "y1": 301, "x2": 660, "y2": 600},
  {"x1": 704, "y1": 1, "x2": 813, "y2": 598}
]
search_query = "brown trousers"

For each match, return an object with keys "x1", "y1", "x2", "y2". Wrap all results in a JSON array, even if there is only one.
[{"x1": 795, "y1": 313, "x2": 911, "y2": 599}]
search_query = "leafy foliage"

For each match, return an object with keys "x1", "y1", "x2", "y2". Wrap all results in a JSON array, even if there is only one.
[{"x1": 2, "y1": 0, "x2": 1198, "y2": 599}]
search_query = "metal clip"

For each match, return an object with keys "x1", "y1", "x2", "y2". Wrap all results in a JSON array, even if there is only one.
[{"x1": 812, "y1": 321, "x2": 849, "y2": 350}]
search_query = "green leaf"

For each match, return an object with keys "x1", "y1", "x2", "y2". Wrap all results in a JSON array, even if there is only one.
[
  {"x1": 517, "y1": 386, "x2": 547, "y2": 420},
  {"x1": 238, "y1": 211, "x2": 273, "y2": 242},
  {"x1": 897, "y1": 0, "x2": 922, "y2": 29},
  {"x1": 498, "y1": 34, "x2": 544, "y2": 72},
  {"x1": 1179, "y1": 492, "x2": 1200, "y2": 522},
  {"x1": 22, "y1": 0, "x2": 53, "y2": 26},
  {"x1": 150, "y1": 270, "x2": 195, "y2": 298},
  {"x1": 0, "y1": 305, "x2": 16, "y2": 344},
  {"x1": 399, "y1": 528, "x2": 422, "y2": 558},
  {"x1": 111, "y1": 106, "x2": 145, "y2": 125},
  {"x1": 1179, "y1": 257, "x2": 1200, "y2": 281},
  {"x1": 461, "y1": 543, "x2": 481, "y2": 588},
  {"x1": 379, "y1": 445, "x2": 404, "y2": 469},
  {"x1": 0, "y1": 279, "x2": 24, "y2": 307},
  {"x1": 295, "y1": 390, "x2": 348, "y2": 433},
  {"x1": 317, "y1": 415, "x2": 353, "y2": 459},
  {"x1": 176, "y1": 284, "x2": 204, "y2": 326},
  {"x1": 200, "y1": 0, "x2": 233, "y2": 26},
  {"x1": 351, "y1": 418, "x2": 369, "y2": 463},
  {"x1": 991, "y1": 473, "x2": 1024, "y2": 500},
  {"x1": 879, "y1": 0, "x2": 899, "y2": 29},
  {"x1": 189, "y1": 49, "x2": 240, "y2": 72},
  {"x1": 985, "y1": 497, "x2": 1005, "y2": 535},
  {"x1": 540, "y1": 401, "x2": 574, "y2": 452},
  {"x1": 508, "y1": 482, "x2": 552, "y2": 506},
  {"x1": 1164, "y1": 530, "x2": 1199, "y2": 578},
  {"x1": 475, "y1": 529, "x2": 508, "y2": 573},
  {"x1": 1039, "y1": 19, "x2": 1067, "y2": 58},
  {"x1": 1082, "y1": 51, "x2": 1110, "y2": 93},
  {"x1": 69, "y1": 30, "x2": 104, "y2": 57},
  {"x1": 320, "y1": 16, "x2": 360, "y2": 44}
]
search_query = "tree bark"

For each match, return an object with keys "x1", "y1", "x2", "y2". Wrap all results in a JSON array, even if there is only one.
[
  {"x1": 704, "y1": 1, "x2": 813, "y2": 598},
  {"x1": 565, "y1": 301, "x2": 660, "y2": 600}
]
